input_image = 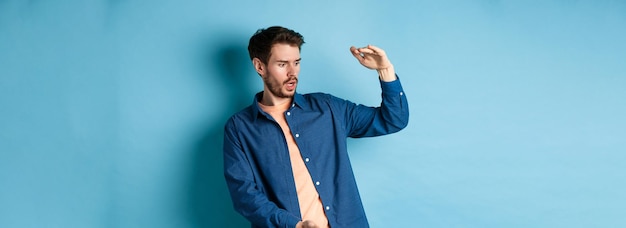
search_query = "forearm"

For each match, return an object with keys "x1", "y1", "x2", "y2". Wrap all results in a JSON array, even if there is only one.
[
  {"x1": 342, "y1": 76, "x2": 409, "y2": 137},
  {"x1": 227, "y1": 185, "x2": 300, "y2": 227},
  {"x1": 378, "y1": 75, "x2": 409, "y2": 132}
]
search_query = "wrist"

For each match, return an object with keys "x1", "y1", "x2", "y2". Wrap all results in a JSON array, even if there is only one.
[{"x1": 377, "y1": 65, "x2": 396, "y2": 82}]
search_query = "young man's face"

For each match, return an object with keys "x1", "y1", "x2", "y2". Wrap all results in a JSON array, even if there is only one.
[{"x1": 258, "y1": 43, "x2": 301, "y2": 99}]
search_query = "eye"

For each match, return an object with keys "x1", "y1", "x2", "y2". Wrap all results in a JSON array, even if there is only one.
[
  {"x1": 295, "y1": 61, "x2": 300, "y2": 66},
  {"x1": 278, "y1": 63, "x2": 286, "y2": 67}
]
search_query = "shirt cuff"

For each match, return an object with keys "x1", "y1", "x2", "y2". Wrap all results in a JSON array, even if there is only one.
[
  {"x1": 284, "y1": 214, "x2": 301, "y2": 228},
  {"x1": 380, "y1": 74, "x2": 404, "y2": 95}
]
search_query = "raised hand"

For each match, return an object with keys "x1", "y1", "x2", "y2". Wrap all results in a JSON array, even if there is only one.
[
  {"x1": 350, "y1": 44, "x2": 393, "y2": 70},
  {"x1": 350, "y1": 44, "x2": 396, "y2": 82}
]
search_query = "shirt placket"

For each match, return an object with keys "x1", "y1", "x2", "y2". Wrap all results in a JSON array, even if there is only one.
[{"x1": 284, "y1": 105, "x2": 332, "y2": 216}]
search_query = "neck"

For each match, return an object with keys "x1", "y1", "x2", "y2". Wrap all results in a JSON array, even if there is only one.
[{"x1": 260, "y1": 90, "x2": 293, "y2": 107}]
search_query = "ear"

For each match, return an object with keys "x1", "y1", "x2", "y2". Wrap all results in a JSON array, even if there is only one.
[{"x1": 252, "y1": 58, "x2": 265, "y2": 77}]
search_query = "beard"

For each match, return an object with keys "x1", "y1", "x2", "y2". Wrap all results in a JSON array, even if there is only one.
[{"x1": 263, "y1": 75, "x2": 298, "y2": 98}]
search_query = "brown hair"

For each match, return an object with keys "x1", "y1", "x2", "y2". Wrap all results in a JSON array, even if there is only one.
[{"x1": 248, "y1": 26, "x2": 305, "y2": 64}]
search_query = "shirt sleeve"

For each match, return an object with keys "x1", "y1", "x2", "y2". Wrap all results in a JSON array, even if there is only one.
[
  {"x1": 334, "y1": 75, "x2": 409, "y2": 138},
  {"x1": 223, "y1": 117, "x2": 301, "y2": 228}
]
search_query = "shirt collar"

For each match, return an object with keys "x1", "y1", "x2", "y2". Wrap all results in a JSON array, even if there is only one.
[
  {"x1": 251, "y1": 92, "x2": 310, "y2": 120},
  {"x1": 292, "y1": 92, "x2": 308, "y2": 110}
]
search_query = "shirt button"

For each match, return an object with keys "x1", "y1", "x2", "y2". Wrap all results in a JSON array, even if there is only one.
[
  {"x1": 287, "y1": 112, "x2": 291, "y2": 116},
  {"x1": 400, "y1": 92, "x2": 404, "y2": 96},
  {"x1": 292, "y1": 104, "x2": 295, "y2": 107},
  {"x1": 305, "y1": 158, "x2": 310, "y2": 162},
  {"x1": 295, "y1": 133, "x2": 300, "y2": 138},
  {"x1": 315, "y1": 181, "x2": 320, "y2": 186},
  {"x1": 325, "y1": 206, "x2": 330, "y2": 211}
]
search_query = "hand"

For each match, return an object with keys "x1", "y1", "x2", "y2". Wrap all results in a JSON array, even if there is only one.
[
  {"x1": 350, "y1": 45, "x2": 396, "y2": 82},
  {"x1": 350, "y1": 45, "x2": 393, "y2": 70},
  {"x1": 296, "y1": 220, "x2": 319, "y2": 228}
]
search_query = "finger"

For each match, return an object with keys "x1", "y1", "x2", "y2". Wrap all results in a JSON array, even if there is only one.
[
  {"x1": 350, "y1": 46, "x2": 358, "y2": 54},
  {"x1": 357, "y1": 47, "x2": 375, "y2": 54},
  {"x1": 367, "y1": 45, "x2": 386, "y2": 56},
  {"x1": 350, "y1": 46, "x2": 360, "y2": 57},
  {"x1": 350, "y1": 46, "x2": 365, "y2": 61}
]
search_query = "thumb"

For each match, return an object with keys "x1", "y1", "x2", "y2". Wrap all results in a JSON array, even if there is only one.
[{"x1": 303, "y1": 220, "x2": 319, "y2": 228}]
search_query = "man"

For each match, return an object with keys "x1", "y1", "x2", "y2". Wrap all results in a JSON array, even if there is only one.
[{"x1": 223, "y1": 26, "x2": 409, "y2": 228}]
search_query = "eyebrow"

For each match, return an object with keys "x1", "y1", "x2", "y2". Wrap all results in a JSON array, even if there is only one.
[{"x1": 276, "y1": 58, "x2": 302, "y2": 63}]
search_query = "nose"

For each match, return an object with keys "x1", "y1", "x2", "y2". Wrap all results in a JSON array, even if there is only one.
[{"x1": 287, "y1": 64, "x2": 297, "y2": 76}]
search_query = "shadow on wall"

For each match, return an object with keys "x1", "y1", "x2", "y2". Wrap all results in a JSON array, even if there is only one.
[{"x1": 188, "y1": 39, "x2": 253, "y2": 227}]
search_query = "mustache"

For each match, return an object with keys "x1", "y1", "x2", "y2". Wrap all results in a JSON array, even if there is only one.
[{"x1": 283, "y1": 77, "x2": 298, "y2": 84}]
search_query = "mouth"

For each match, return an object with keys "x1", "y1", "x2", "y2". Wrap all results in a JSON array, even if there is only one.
[{"x1": 284, "y1": 78, "x2": 297, "y2": 90}]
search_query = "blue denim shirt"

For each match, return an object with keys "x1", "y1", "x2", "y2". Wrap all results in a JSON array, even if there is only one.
[{"x1": 223, "y1": 77, "x2": 409, "y2": 228}]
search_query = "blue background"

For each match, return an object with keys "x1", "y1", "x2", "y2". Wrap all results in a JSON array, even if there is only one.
[{"x1": 1, "y1": 0, "x2": 625, "y2": 227}]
